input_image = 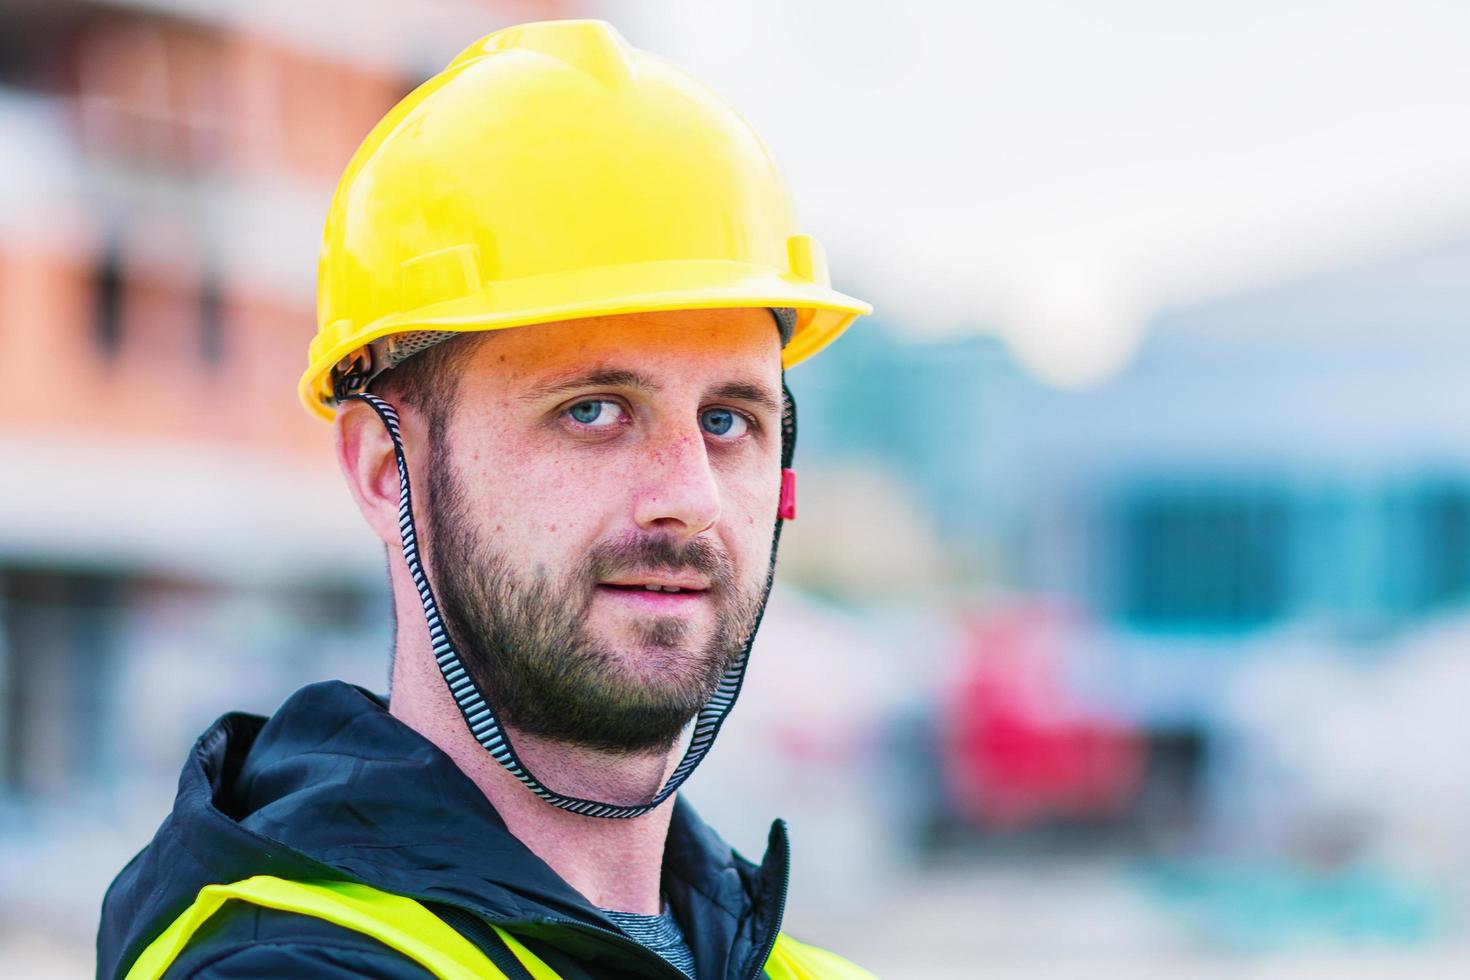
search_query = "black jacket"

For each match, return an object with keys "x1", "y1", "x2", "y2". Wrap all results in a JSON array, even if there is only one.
[{"x1": 97, "y1": 681, "x2": 792, "y2": 979}]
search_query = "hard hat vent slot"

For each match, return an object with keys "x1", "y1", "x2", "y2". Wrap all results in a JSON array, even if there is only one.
[
  {"x1": 787, "y1": 234, "x2": 829, "y2": 285},
  {"x1": 401, "y1": 245, "x2": 483, "y2": 311}
]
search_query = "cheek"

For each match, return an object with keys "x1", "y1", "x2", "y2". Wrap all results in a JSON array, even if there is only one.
[
  {"x1": 719, "y1": 468, "x2": 782, "y2": 581},
  {"x1": 451, "y1": 425, "x2": 623, "y2": 567}
]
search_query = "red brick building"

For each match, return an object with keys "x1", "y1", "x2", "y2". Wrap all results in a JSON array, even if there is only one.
[{"x1": 0, "y1": 0, "x2": 575, "y2": 880}]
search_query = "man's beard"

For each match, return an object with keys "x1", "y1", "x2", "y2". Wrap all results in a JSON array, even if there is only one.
[{"x1": 424, "y1": 457, "x2": 771, "y2": 755}]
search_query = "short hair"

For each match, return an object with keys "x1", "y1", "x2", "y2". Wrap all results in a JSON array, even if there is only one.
[
  {"x1": 367, "y1": 332, "x2": 487, "y2": 435},
  {"x1": 366, "y1": 308, "x2": 794, "y2": 431}
]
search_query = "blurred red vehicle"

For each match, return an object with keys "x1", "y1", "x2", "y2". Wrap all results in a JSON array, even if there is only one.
[{"x1": 941, "y1": 605, "x2": 1145, "y2": 831}]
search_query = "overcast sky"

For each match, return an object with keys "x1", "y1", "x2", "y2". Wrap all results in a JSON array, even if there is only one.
[{"x1": 603, "y1": 0, "x2": 1470, "y2": 385}]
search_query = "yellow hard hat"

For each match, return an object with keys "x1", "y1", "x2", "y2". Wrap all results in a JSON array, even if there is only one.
[{"x1": 300, "y1": 18, "x2": 871, "y2": 420}]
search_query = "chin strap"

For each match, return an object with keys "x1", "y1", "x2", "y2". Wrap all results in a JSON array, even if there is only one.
[{"x1": 345, "y1": 380, "x2": 796, "y2": 818}]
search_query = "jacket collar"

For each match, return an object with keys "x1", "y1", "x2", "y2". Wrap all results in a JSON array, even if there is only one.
[{"x1": 106, "y1": 680, "x2": 789, "y2": 980}]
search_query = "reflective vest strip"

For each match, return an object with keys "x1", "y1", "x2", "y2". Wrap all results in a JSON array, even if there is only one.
[
  {"x1": 765, "y1": 933, "x2": 879, "y2": 980},
  {"x1": 123, "y1": 875, "x2": 878, "y2": 980},
  {"x1": 122, "y1": 875, "x2": 549, "y2": 980}
]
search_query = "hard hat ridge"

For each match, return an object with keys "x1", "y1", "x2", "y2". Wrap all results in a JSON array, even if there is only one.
[{"x1": 447, "y1": 18, "x2": 640, "y2": 89}]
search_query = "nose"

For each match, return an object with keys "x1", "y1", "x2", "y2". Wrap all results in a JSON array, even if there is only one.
[{"x1": 632, "y1": 425, "x2": 722, "y2": 538}]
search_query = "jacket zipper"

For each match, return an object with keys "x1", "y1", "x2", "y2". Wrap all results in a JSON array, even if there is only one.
[
  {"x1": 434, "y1": 824, "x2": 793, "y2": 980},
  {"x1": 744, "y1": 824, "x2": 791, "y2": 980}
]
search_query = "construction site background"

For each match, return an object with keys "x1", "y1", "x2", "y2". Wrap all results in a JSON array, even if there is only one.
[{"x1": 4, "y1": 2, "x2": 1469, "y2": 977}]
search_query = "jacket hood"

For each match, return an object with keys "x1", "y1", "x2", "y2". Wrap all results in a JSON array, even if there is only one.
[{"x1": 98, "y1": 680, "x2": 790, "y2": 980}]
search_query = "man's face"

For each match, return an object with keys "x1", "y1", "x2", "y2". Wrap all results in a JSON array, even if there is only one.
[{"x1": 421, "y1": 308, "x2": 785, "y2": 755}]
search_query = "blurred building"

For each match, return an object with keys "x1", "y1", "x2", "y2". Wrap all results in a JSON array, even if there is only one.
[
  {"x1": 794, "y1": 231, "x2": 1470, "y2": 855},
  {"x1": 0, "y1": 0, "x2": 575, "y2": 894}
]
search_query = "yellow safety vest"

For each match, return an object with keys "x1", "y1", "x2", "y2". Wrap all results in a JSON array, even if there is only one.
[{"x1": 124, "y1": 875, "x2": 876, "y2": 980}]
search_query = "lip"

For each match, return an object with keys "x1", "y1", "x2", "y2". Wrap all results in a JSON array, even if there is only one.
[
  {"x1": 595, "y1": 584, "x2": 709, "y2": 610},
  {"x1": 598, "y1": 574, "x2": 710, "y2": 592}
]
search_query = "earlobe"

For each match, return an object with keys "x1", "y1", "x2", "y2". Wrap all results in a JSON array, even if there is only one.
[{"x1": 334, "y1": 402, "x2": 401, "y2": 548}]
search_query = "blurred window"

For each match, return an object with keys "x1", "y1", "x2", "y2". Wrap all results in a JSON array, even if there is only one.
[
  {"x1": 198, "y1": 268, "x2": 223, "y2": 367},
  {"x1": 0, "y1": 570, "x2": 121, "y2": 801},
  {"x1": 1116, "y1": 486, "x2": 1290, "y2": 631},
  {"x1": 0, "y1": 16, "x2": 26, "y2": 89},
  {"x1": 1409, "y1": 482, "x2": 1470, "y2": 612},
  {"x1": 0, "y1": 6, "x2": 75, "y2": 95},
  {"x1": 93, "y1": 238, "x2": 123, "y2": 359},
  {"x1": 89, "y1": 224, "x2": 211, "y2": 372},
  {"x1": 74, "y1": 15, "x2": 226, "y2": 174},
  {"x1": 68, "y1": 12, "x2": 410, "y2": 182}
]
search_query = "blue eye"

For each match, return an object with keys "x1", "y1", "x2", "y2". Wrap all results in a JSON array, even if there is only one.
[
  {"x1": 700, "y1": 407, "x2": 749, "y2": 439},
  {"x1": 566, "y1": 399, "x2": 626, "y2": 428}
]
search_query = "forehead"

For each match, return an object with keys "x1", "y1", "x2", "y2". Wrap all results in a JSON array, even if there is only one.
[{"x1": 465, "y1": 308, "x2": 783, "y2": 386}]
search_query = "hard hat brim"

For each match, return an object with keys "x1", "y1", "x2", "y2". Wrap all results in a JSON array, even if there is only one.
[{"x1": 299, "y1": 258, "x2": 871, "y2": 420}]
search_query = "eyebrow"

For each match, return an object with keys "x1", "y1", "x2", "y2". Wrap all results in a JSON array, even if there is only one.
[
  {"x1": 518, "y1": 369, "x2": 661, "y2": 404},
  {"x1": 708, "y1": 381, "x2": 782, "y2": 419},
  {"x1": 519, "y1": 367, "x2": 782, "y2": 418}
]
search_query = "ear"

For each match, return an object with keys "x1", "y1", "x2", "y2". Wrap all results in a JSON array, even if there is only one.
[{"x1": 334, "y1": 399, "x2": 404, "y2": 550}]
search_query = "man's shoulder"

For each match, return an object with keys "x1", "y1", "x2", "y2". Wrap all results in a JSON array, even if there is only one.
[{"x1": 157, "y1": 903, "x2": 434, "y2": 980}]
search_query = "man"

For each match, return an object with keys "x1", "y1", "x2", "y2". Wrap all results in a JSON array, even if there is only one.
[{"x1": 98, "y1": 19, "x2": 872, "y2": 979}]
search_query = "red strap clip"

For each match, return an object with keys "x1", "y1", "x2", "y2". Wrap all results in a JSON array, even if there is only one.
[{"x1": 778, "y1": 467, "x2": 797, "y2": 521}]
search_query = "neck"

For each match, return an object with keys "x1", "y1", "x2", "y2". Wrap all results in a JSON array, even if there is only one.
[{"x1": 387, "y1": 617, "x2": 676, "y2": 914}]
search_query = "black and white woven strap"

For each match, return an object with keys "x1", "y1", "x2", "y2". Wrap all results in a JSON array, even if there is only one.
[{"x1": 346, "y1": 386, "x2": 795, "y2": 818}]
